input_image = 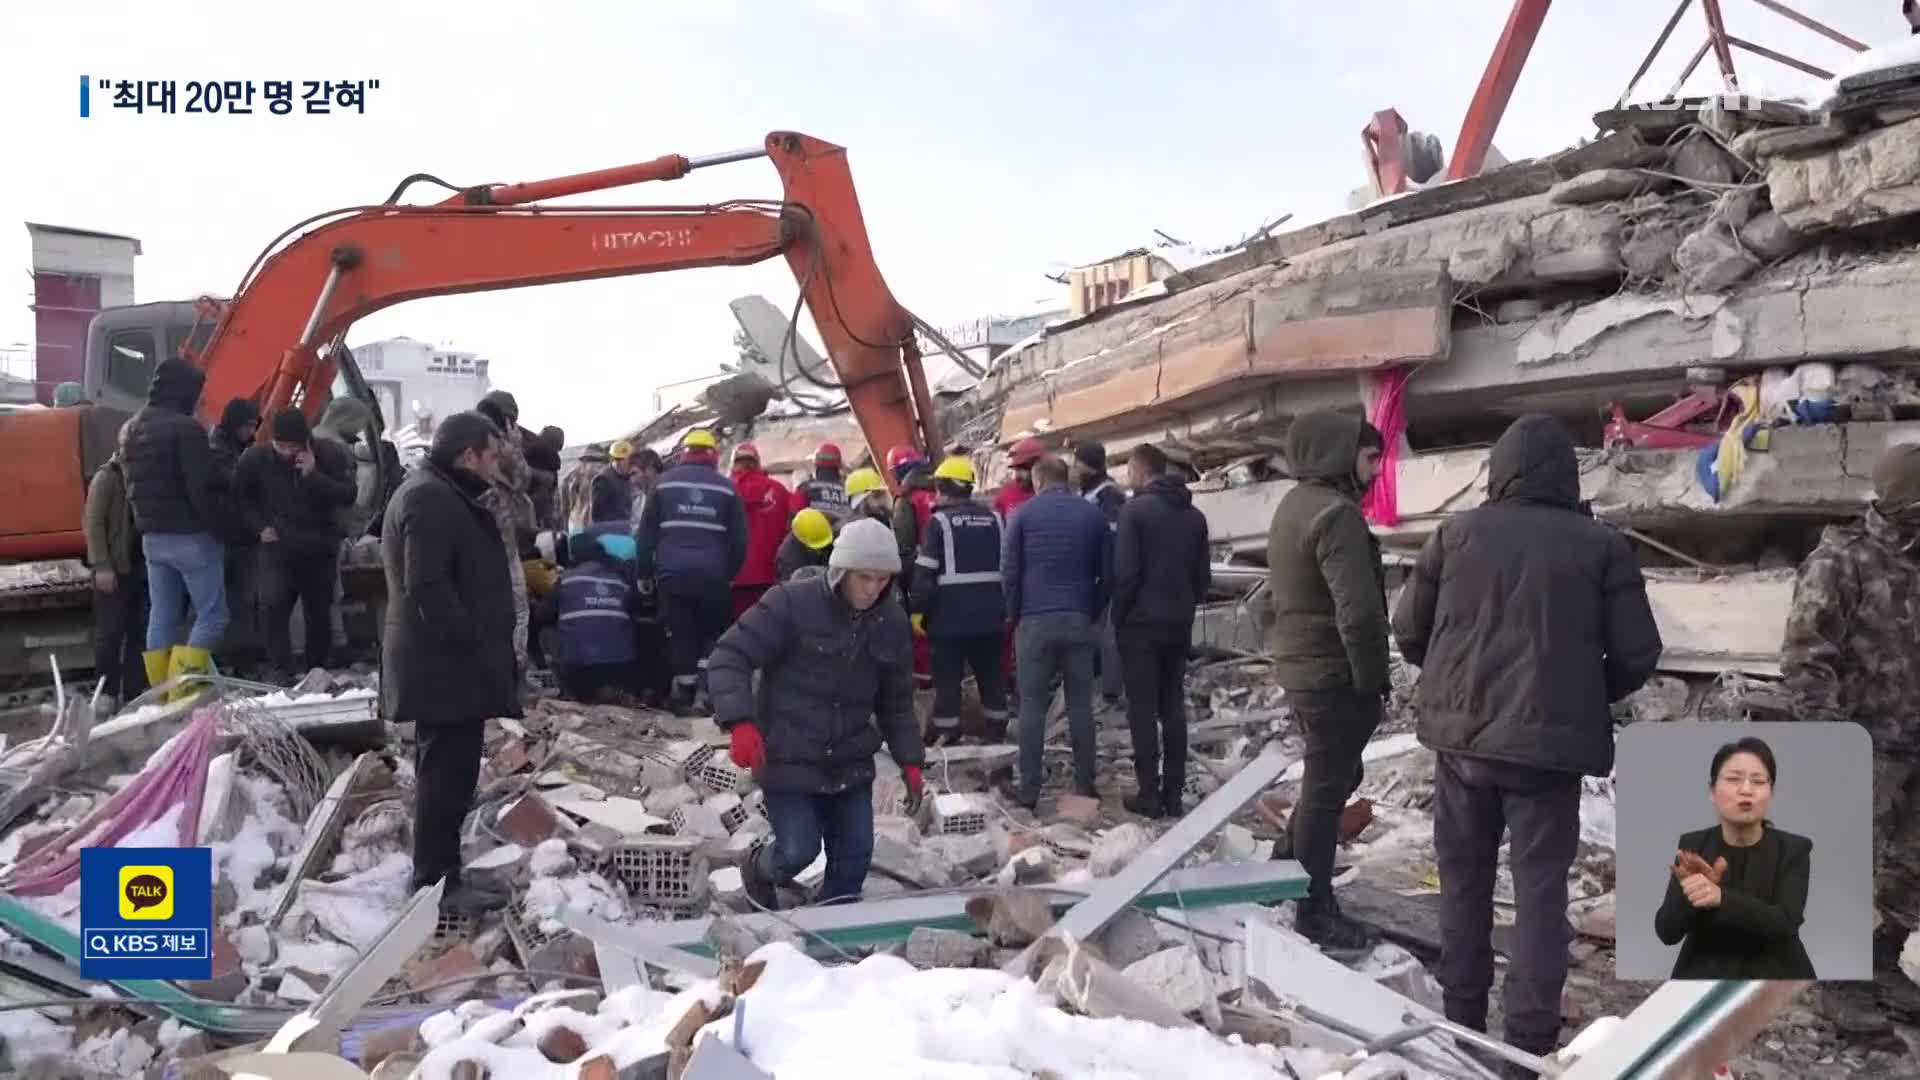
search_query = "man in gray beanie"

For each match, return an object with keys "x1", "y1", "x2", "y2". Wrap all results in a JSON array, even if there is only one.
[
  {"x1": 1784, "y1": 441, "x2": 1920, "y2": 1039},
  {"x1": 708, "y1": 518, "x2": 924, "y2": 910}
]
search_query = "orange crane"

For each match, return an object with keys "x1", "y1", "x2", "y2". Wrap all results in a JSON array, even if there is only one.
[{"x1": 0, "y1": 131, "x2": 941, "y2": 564}]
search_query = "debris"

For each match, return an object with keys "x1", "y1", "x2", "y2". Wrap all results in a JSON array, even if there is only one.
[
  {"x1": 1549, "y1": 169, "x2": 1665, "y2": 205},
  {"x1": 495, "y1": 792, "x2": 567, "y2": 847},
  {"x1": 529, "y1": 837, "x2": 574, "y2": 877},
  {"x1": 904, "y1": 926, "x2": 991, "y2": 969},
  {"x1": 1124, "y1": 944, "x2": 1215, "y2": 1017},
  {"x1": 1091, "y1": 823, "x2": 1153, "y2": 878},
  {"x1": 1054, "y1": 792, "x2": 1102, "y2": 826},
  {"x1": 1055, "y1": 937, "x2": 1198, "y2": 1030},
  {"x1": 965, "y1": 888, "x2": 1055, "y2": 947}
]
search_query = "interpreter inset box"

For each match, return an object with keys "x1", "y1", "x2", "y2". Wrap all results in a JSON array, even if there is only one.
[{"x1": 1614, "y1": 721, "x2": 1870, "y2": 981}]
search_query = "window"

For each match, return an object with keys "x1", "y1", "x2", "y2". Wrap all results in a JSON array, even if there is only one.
[
  {"x1": 165, "y1": 319, "x2": 214, "y2": 367},
  {"x1": 104, "y1": 328, "x2": 157, "y2": 398},
  {"x1": 1113, "y1": 280, "x2": 1131, "y2": 301}
]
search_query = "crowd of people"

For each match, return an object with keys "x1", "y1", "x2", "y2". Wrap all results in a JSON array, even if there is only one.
[{"x1": 91, "y1": 357, "x2": 1920, "y2": 1063}]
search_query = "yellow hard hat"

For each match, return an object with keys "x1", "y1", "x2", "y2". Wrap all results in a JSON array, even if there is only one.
[
  {"x1": 682, "y1": 429, "x2": 717, "y2": 450},
  {"x1": 845, "y1": 467, "x2": 886, "y2": 499},
  {"x1": 933, "y1": 456, "x2": 976, "y2": 485},
  {"x1": 609, "y1": 440, "x2": 633, "y2": 461},
  {"x1": 793, "y1": 508, "x2": 834, "y2": 551}
]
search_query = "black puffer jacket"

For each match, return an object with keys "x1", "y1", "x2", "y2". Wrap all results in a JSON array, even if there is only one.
[
  {"x1": 379, "y1": 459, "x2": 521, "y2": 728},
  {"x1": 1112, "y1": 474, "x2": 1212, "y2": 629},
  {"x1": 234, "y1": 441, "x2": 359, "y2": 556},
  {"x1": 708, "y1": 574, "x2": 922, "y2": 794},
  {"x1": 123, "y1": 360, "x2": 230, "y2": 538},
  {"x1": 1391, "y1": 415, "x2": 1663, "y2": 777},
  {"x1": 208, "y1": 399, "x2": 260, "y2": 487}
]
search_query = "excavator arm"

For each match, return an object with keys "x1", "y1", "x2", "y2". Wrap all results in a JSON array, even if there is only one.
[{"x1": 193, "y1": 130, "x2": 939, "y2": 471}]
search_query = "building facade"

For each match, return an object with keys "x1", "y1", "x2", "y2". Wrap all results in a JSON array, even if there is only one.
[
  {"x1": 347, "y1": 336, "x2": 494, "y2": 443},
  {"x1": 26, "y1": 222, "x2": 141, "y2": 405}
]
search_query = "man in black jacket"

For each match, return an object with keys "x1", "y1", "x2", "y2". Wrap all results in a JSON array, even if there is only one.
[
  {"x1": 207, "y1": 399, "x2": 260, "y2": 484},
  {"x1": 381, "y1": 412, "x2": 521, "y2": 916},
  {"x1": 1071, "y1": 442, "x2": 1129, "y2": 708},
  {"x1": 1392, "y1": 414, "x2": 1662, "y2": 1068},
  {"x1": 208, "y1": 398, "x2": 263, "y2": 669},
  {"x1": 710, "y1": 518, "x2": 923, "y2": 910},
  {"x1": 123, "y1": 358, "x2": 233, "y2": 692},
  {"x1": 236, "y1": 409, "x2": 359, "y2": 682},
  {"x1": 1112, "y1": 443, "x2": 1211, "y2": 818}
]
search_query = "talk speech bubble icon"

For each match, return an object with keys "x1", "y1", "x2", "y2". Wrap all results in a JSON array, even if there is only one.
[{"x1": 118, "y1": 865, "x2": 174, "y2": 920}]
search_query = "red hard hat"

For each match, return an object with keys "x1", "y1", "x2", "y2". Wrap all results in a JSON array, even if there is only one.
[
  {"x1": 815, "y1": 442, "x2": 842, "y2": 464},
  {"x1": 1008, "y1": 437, "x2": 1046, "y2": 466},
  {"x1": 885, "y1": 444, "x2": 926, "y2": 471},
  {"x1": 732, "y1": 441, "x2": 760, "y2": 464}
]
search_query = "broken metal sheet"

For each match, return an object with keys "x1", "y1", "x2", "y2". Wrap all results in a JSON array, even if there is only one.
[
  {"x1": 266, "y1": 752, "x2": 377, "y2": 932},
  {"x1": 1244, "y1": 919, "x2": 1500, "y2": 1080},
  {"x1": 570, "y1": 861, "x2": 1307, "y2": 969},
  {"x1": 1559, "y1": 979, "x2": 1807, "y2": 1078},
  {"x1": 263, "y1": 880, "x2": 445, "y2": 1055},
  {"x1": 684, "y1": 1033, "x2": 776, "y2": 1080},
  {"x1": 1002, "y1": 742, "x2": 1294, "y2": 976},
  {"x1": 562, "y1": 911, "x2": 723, "y2": 979},
  {"x1": 594, "y1": 939, "x2": 652, "y2": 992}
]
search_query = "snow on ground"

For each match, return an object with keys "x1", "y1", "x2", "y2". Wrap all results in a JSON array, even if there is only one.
[
  {"x1": 1826, "y1": 33, "x2": 1920, "y2": 98},
  {"x1": 1579, "y1": 775, "x2": 1615, "y2": 850},
  {"x1": 73, "y1": 1028, "x2": 154, "y2": 1075},
  {"x1": 114, "y1": 802, "x2": 187, "y2": 848},
  {"x1": 522, "y1": 871, "x2": 629, "y2": 936},
  {"x1": 417, "y1": 943, "x2": 1328, "y2": 1079},
  {"x1": 0, "y1": 1008, "x2": 74, "y2": 1071},
  {"x1": 297, "y1": 851, "x2": 413, "y2": 950}
]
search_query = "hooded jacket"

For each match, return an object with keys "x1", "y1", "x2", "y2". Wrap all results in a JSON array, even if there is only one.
[
  {"x1": 123, "y1": 360, "x2": 231, "y2": 538},
  {"x1": 1265, "y1": 411, "x2": 1389, "y2": 693},
  {"x1": 208, "y1": 399, "x2": 261, "y2": 485},
  {"x1": 315, "y1": 398, "x2": 379, "y2": 537},
  {"x1": 730, "y1": 466, "x2": 792, "y2": 588},
  {"x1": 1392, "y1": 415, "x2": 1663, "y2": 777},
  {"x1": 1112, "y1": 474, "x2": 1211, "y2": 629}
]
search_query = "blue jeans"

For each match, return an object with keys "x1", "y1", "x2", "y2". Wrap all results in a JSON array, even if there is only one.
[
  {"x1": 756, "y1": 784, "x2": 875, "y2": 904},
  {"x1": 1016, "y1": 611, "x2": 1099, "y2": 804},
  {"x1": 143, "y1": 532, "x2": 229, "y2": 650}
]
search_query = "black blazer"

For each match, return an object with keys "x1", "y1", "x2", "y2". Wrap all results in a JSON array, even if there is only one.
[{"x1": 1654, "y1": 824, "x2": 1816, "y2": 980}]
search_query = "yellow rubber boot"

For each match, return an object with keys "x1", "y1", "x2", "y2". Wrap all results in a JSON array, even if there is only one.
[
  {"x1": 142, "y1": 650, "x2": 171, "y2": 696},
  {"x1": 166, "y1": 645, "x2": 213, "y2": 703}
]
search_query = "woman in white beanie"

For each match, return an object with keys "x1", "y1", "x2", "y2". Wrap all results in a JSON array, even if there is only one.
[{"x1": 707, "y1": 518, "x2": 927, "y2": 910}]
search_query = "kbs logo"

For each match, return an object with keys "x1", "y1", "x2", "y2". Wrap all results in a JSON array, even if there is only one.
[{"x1": 118, "y1": 865, "x2": 173, "y2": 920}]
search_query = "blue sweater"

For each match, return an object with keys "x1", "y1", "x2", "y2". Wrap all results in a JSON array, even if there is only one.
[{"x1": 1003, "y1": 489, "x2": 1111, "y2": 620}]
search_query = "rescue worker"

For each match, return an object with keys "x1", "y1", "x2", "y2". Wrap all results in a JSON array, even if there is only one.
[
  {"x1": 383, "y1": 412, "x2": 519, "y2": 918},
  {"x1": 627, "y1": 447, "x2": 664, "y2": 534},
  {"x1": 637, "y1": 429, "x2": 748, "y2": 714},
  {"x1": 124, "y1": 358, "x2": 231, "y2": 695},
  {"x1": 1112, "y1": 443, "x2": 1212, "y2": 818},
  {"x1": 710, "y1": 517, "x2": 924, "y2": 910},
  {"x1": 234, "y1": 409, "x2": 358, "y2": 682},
  {"x1": 84, "y1": 421, "x2": 149, "y2": 712},
  {"x1": 1072, "y1": 441, "x2": 1129, "y2": 709},
  {"x1": 910, "y1": 456, "x2": 1012, "y2": 745},
  {"x1": 562, "y1": 443, "x2": 612, "y2": 532},
  {"x1": 591, "y1": 440, "x2": 638, "y2": 524},
  {"x1": 845, "y1": 467, "x2": 892, "y2": 524},
  {"x1": 533, "y1": 525, "x2": 645, "y2": 704},
  {"x1": 476, "y1": 391, "x2": 537, "y2": 672},
  {"x1": 1782, "y1": 441, "x2": 1920, "y2": 1040},
  {"x1": 1393, "y1": 415, "x2": 1662, "y2": 1065},
  {"x1": 888, "y1": 444, "x2": 936, "y2": 576},
  {"x1": 777, "y1": 508, "x2": 835, "y2": 582},
  {"x1": 995, "y1": 437, "x2": 1046, "y2": 519},
  {"x1": 1265, "y1": 409, "x2": 1389, "y2": 953},
  {"x1": 790, "y1": 442, "x2": 851, "y2": 524},
  {"x1": 728, "y1": 441, "x2": 792, "y2": 620}
]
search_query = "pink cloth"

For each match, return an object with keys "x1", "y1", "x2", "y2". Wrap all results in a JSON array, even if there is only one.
[
  {"x1": 6, "y1": 705, "x2": 216, "y2": 896},
  {"x1": 1361, "y1": 366, "x2": 1411, "y2": 527}
]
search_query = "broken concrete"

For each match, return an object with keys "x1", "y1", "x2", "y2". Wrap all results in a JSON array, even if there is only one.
[{"x1": 1770, "y1": 116, "x2": 1920, "y2": 233}]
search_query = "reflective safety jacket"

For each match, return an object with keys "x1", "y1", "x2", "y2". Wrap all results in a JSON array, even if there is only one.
[
  {"x1": 791, "y1": 472, "x2": 850, "y2": 525},
  {"x1": 538, "y1": 558, "x2": 640, "y2": 667},
  {"x1": 636, "y1": 461, "x2": 748, "y2": 581},
  {"x1": 909, "y1": 498, "x2": 1005, "y2": 638}
]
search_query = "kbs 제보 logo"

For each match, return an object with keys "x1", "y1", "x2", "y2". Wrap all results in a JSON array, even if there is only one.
[{"x1": 118, "y1": 865, "x2": 174, "y2": 920}]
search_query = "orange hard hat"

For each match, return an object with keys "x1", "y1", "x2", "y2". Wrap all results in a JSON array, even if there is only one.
[
  {"x1": 815, "y1": 442, "x2": 843, "y2": 465},
  {"x1": 885, "y1": 444, "x2": 925, "y2": 472},
  {"x1": 1008, "y1": 437, "x2": 1046, "y2": 467}
]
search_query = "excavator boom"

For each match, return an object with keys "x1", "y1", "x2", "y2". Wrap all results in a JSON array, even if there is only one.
[{"x1": 199, "y1": 130, "x2": 937, "y2": 478}]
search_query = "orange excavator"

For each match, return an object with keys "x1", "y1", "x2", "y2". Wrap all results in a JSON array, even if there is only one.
[{"x1": 0, "y1": 131, "x2": 942, "y2": 691}]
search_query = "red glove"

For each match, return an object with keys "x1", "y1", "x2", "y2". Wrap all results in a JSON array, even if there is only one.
[
  {"x1": 729, "y1": 723, "x2": 766, "y2": 770},
  {"x1": 902, "y1": 765, "x2": 925, "y2": 814}
]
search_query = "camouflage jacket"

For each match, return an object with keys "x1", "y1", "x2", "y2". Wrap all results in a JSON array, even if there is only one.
[
  {"x1": 1781, "y1": 507, "x2": 1920, "y2": 753},
  {"x1": 562, "y1": 459, "x2": 610, "y2": 532},
  {"x1": 481, "y1": 436, "x2": 536, "y2": 550}
]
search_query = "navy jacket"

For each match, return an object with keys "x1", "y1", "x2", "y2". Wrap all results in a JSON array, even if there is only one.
[
  {"x1": 910, "y1": 499, "x2": 1005, "y2": 638},
  {"x1": 635, "y1": 461, "x2": 748, "y2": 581},
  {"x1": 534, "y1": 556, "x2": 640, "y2": 667},
  {"x1": 708, "y1": 575, "x2": 922, "y2": 793},
  {"x1": 1003, "y1": 488, "x2": 1111, "y2": 621}
]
